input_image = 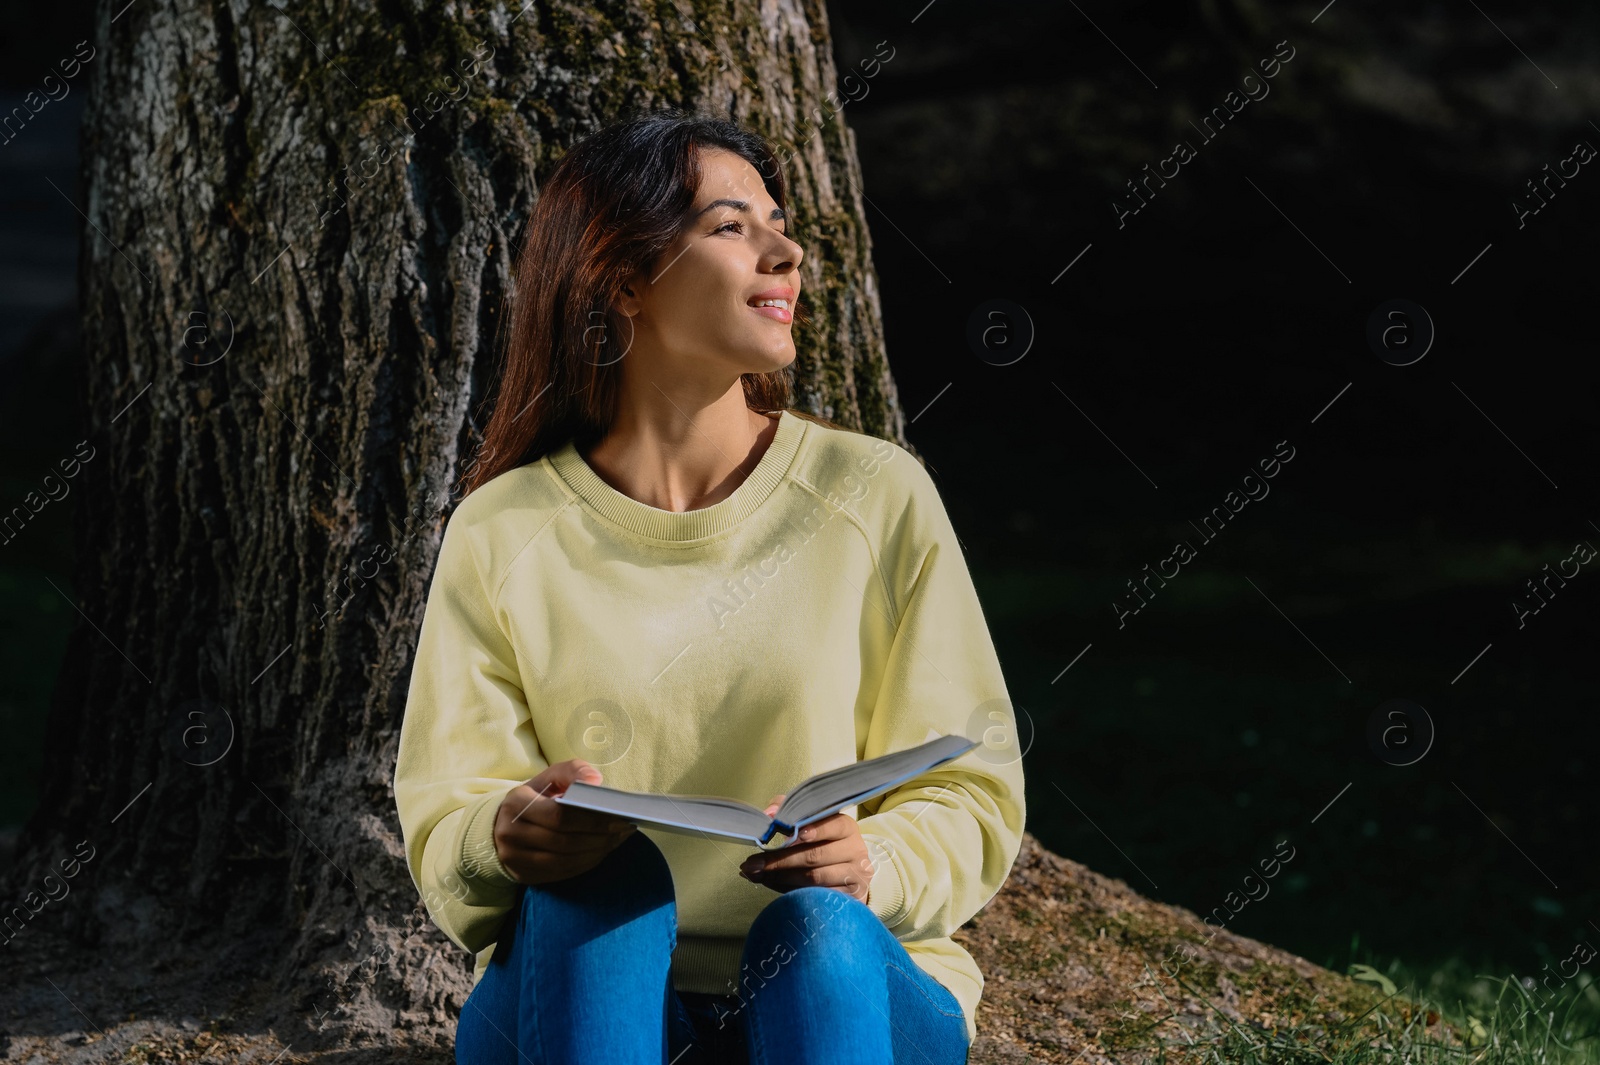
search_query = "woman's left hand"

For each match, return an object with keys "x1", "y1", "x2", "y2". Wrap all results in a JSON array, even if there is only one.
[{"x1": 739, "y1": 793, "x2": 875, "y2": 903}]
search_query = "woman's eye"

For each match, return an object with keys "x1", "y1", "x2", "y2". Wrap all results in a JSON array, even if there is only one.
[{"x1": 714, "y1": 220, "x2": 745, "y2": 234}]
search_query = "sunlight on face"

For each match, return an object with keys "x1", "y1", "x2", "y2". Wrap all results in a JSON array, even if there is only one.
[{"x1": 619, "y1": 148, "x2": 804, "y2": 380}]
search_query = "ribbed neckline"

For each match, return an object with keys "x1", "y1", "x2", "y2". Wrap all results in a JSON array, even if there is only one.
[{"x1": 544, "y1": 409, "x2": 808, "y2": 542}]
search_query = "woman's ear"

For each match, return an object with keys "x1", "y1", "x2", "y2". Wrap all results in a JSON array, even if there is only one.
[{"x1": 615, "y1": 272, "x2": 646, "y2": 318}]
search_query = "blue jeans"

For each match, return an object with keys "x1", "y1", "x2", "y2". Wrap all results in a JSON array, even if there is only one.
[{"x1": 455, "y1": 828, "x2": 971, "y2": 1064}]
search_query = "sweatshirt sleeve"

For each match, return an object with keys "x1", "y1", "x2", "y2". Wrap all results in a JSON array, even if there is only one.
[
  {"x1": 856, "y1": 452, "x2": 1027, "y2": 942},
  {"x1": 393, "y1": 511, "x2": 548, "y2": 956}
]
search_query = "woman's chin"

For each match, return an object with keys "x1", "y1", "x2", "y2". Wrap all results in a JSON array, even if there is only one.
[{"x1": 738, "y1": 347, "x2": 796, "y2": 375}]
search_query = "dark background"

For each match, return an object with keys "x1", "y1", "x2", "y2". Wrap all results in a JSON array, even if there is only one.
[{"x1": 4, "y1": 0, "x2": 1597, "y2": 1006}]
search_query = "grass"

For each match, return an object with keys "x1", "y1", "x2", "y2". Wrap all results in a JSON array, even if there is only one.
[{"x1": 1119, "y1": 941, "x2": 1600, "y2": 1064}]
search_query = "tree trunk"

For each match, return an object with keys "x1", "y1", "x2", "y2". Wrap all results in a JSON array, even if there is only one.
[{"x1": 17, "y1": 0, "x2": 900, "y2": 1049}]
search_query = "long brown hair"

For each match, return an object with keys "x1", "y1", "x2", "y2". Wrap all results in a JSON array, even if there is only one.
[{"x1": 461, "y1": 107, "x2": 841, "y2": 497}]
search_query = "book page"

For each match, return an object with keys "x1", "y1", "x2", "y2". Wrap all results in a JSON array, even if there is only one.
[
  {"x1": 556, "y1": 781, "x2": 773, "y2": 845},
  {"x1": 776, "y1": 734, "x2": 979, "y2": 828}
]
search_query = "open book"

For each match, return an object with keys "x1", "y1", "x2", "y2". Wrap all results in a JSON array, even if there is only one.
[{"x1": 554, "y1": 733, "x2": 980, "y2": 850}]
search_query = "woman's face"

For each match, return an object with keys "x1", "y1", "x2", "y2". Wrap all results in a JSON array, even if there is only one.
[{"x1": 616, "y1": 147, "x2": 804, "y2": 382}]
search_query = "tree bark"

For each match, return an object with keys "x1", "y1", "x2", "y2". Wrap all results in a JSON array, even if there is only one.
[{"x1": 18, "y1": 0, "x2": 901, "y2": 1048}]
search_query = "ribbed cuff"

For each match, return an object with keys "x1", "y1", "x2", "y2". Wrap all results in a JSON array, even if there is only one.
[
  {"x1": 457, "y1": 789, "x2": 519, "y2": 891},
  {"x1": 861, "y1": 832, "x2": 907, "y2": 928}
]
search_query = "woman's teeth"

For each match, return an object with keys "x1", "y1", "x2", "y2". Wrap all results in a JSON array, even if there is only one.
[{"x1": 753, "y1": 299, "x2": 789, "y2": 309}]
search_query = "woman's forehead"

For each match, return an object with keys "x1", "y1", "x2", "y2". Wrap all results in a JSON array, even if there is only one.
[{"x1": 693, "y1": 149, "x2": 769, "y2": 201}]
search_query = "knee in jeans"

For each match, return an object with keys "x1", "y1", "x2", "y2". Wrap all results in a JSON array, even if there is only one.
[
  {"x1": 513, "y1": 829, "x2": 676, "y2": 930},
  {"x1": 744, "y1": 886, "x2": 867, "y2": 961}
]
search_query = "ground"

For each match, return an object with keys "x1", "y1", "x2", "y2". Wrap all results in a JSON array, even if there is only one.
[{"x1": 0, "y1": 832, "x2": 1452, "y2": 1063}]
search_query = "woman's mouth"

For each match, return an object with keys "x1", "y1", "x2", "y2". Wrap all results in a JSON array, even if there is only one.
[{"x1": 748, "y1": 297, "x2": 793, "y2": 324}]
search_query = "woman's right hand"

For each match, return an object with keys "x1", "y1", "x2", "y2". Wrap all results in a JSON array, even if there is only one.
[{"x1": 492, "y1": 759, "x2": 638, "y2": 885}]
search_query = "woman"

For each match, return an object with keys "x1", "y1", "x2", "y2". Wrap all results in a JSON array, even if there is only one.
[{"x1": 393, "y1": 107, "x2": 1026, "y2": 1065}]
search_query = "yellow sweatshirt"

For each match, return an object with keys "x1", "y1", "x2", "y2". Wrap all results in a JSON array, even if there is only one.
[{"x1": 393, "y1": 408, "x2": 1027, "y2": 1046}]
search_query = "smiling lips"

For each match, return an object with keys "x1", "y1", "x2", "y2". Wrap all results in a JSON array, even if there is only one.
[{"x1": 747, "y1": 288, "x2": 795, "y2": 324}]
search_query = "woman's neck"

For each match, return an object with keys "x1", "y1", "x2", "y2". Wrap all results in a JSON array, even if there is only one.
[{"x1": 580, "y1": 403, "x2": 780, "y2": 513}]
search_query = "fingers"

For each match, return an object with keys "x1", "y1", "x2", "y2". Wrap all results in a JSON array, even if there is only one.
[
  {"x1": 737, "y1": 811, "x2": 856, "y2": 870},
  {"x1": 745, "y1": 837, "x2": 860, "y2": 877},
  {"x1": 745, "y1": 857, "x2": 872, "y2": 893},
  {"x1": 503, "y1": 776, "x2": 627, "y2": 835},
  {"x1": 788, "y1": 812, "x2": 852, "y2": 843},
  {"x1": 504, "y1": 827, "x2": 634, "y2": 886},
  {"x1": 762, "y1": 793, "x2": 786, "y2": 816},
  {"x1": 527, "y1": 757, "x2": 603, "y2": 793},
  {"x1": 501, "y1": 817, "x2": 633, "y2": 856},
  {"x1": 489, "y1": 759, "x2": 642, "y2": 886},
  {"x1": 738, "y1": 809, "x2": 872, "y2": 895},
  {"x1": 524, "y1": 795, "x2": 632, "y2": 834}
]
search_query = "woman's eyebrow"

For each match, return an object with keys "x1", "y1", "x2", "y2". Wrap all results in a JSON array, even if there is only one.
[{"x1": 693, "y1": 198, "x2": 787, "y2": 223}]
